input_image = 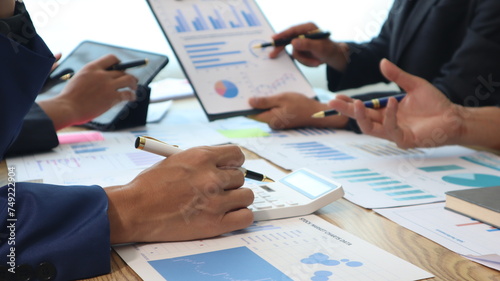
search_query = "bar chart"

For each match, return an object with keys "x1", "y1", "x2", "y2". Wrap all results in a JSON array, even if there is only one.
[
  {"x1": 331, "y1": 168, "x2": 437, "y2": 202},
  {"x1": 185, "y1": 41, "x2": 246, "y2": 69},
  {"x1": 174, "y1": 0, "x2": 261, "y2": 33}
]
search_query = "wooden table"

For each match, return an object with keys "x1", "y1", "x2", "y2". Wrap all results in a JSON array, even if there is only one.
[{"x1": 1, "y1": 99, "x2": 499, "y2": 281}]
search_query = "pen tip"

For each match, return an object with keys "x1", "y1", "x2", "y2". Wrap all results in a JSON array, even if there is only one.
[
  {"x1": 311, "y1": 112, "x2": 325, "y2": 118},
  {"x1": 262, "y1": 176, "x2": 275, "y2": 183},
  {"x1": 252, "y1": 44, "x2": 261, "y2": 49}
]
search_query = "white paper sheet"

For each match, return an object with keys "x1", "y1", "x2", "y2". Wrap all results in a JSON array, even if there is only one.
[
  {"x1": 115, "y1": 215, "x2": 432, "y2": 281},
  {"x1": 375, "y1": 203, "x2": 500, "y2": 271}
]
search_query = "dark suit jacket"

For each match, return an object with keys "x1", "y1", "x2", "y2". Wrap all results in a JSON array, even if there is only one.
[
  {"x1": 0, "y1": 7, "x2": 111, "y2": 280},
  {"x1": 328, "y1": 0, "x2": 500, "y2": 107}
]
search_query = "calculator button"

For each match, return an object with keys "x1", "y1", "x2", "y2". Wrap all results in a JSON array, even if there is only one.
[
  {"x1": 258, "y1": 192, "x2": 271, "y2": 198},
  {"x1": 253, "y1": 203, "x2": 273, "y2": 209},
  {"x1": 272, "y1": 201, "x2": 285, "y2": 207},
  {"x1": 253, "y1": 198, "x2": 266, "y2": 204},
  {"x1": 286, "y1": 200, "x2": 299, "y2": 206}
]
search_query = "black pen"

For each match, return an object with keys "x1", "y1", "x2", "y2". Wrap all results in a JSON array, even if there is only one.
[
  {"x1": 253, "y1": 30, "x2": 331, "y2": 48},
  {"x1": 57, "y1": 58, "x2": 149, "y2": 81},
  {"x1": 312, "y1": 94, "x2": 407, "y2": 118},
  {"x1": 106, "y1": 58, "x2": 149, "y2": 71},
  {"x1": 135, "y1": 136, "x2": 275, "y2": 183}
]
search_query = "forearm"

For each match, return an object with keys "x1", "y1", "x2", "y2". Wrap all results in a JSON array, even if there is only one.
[
  {"x1": 325, "y1": 42, "x2": 350, "y2": 73},
  {"x1": 37, "y1": 98, "x2": 77, "y2": 130},
  {"x1": 458, "y1": 106, "x2": 500, "y2": 149},
  {"x1": 0, "y1": 0, "x2": 15, "y2": 18}
]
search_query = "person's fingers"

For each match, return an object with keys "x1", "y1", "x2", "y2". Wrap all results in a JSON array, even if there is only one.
[
  {"x1": 210, "y1": 145, "x2": 245, "y2": 168},
  {"x1": 88, "y1": 54, "x2": 121, "y2": 69},
  {"x1": 51, "y1": 53, "x2": 63, "y2": 71},
  {"x1": 116, "y1": 89, "x2": 137, "y2": 102},
  {"x1": 380, "y1": 59, "x2": 423, "y2": 93},
  {"x1": 382, "y1": 98, "x2": 405, "y2": 144},
  {"x1": 218, "y1": 207, "x2": 254, "y2": 233},
  {"x1": 335, "y1": 95, "x2": 355, "y2": 102},
  {"x1": 328, "y1": 97, "x2": 355, "y2": 117},
  {"x1": 248, "y1": 95, "x2": 281, "y2": 109},
  {"x1": 113, "y1": 73, "x2": 139, "y2": 90},
  {"x1": 219, "y1": 188, "x2": 254, "y2": 210},
  {"x1": 353, "y1": 99, "x2": 377, "y2": 134},
  {"x1": 270, "y1": 22, "x2": 320, "y2": 59}
]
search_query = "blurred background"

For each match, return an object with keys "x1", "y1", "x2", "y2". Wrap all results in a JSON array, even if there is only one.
[{"x1": 25, "y1": 0, "x2": 395, "y2": 94}]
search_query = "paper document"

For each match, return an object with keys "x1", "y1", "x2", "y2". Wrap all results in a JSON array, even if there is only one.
[
  {"x1": 147, "y1": 0, "x2": 316, "y2": 120},
  {"x1": 309, "y1": 150, "x2": 500, "y2": 208},
  {"x1": 376, "y1": 203, "x2": 500, "y2": 271},
  {"x1": 115, "y1": 215, "x2": 432, "y2": 281},
  {"x1": 6, "y1": 124, "x2": 229, "y2": 185}
]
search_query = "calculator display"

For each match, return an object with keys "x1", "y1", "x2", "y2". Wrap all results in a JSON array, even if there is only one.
[{"x1": 280, "y1": 170, "x2": 336, "y2": 199}]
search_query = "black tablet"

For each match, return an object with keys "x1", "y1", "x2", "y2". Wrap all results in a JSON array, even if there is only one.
[{"x1": 38, "y1": 41, "x2": 169, "y2": 130}]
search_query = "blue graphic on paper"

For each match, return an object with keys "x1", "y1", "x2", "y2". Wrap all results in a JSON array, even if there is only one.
[
  {"x1": 149, "y1": 246, "x2": 292, "y2": 281},
  {"x1": 301, "y1": 253, "x2": 363, "y2": 281}
]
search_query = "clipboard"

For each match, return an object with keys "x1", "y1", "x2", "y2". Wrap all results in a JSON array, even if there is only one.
[
  {"x1": 146, "y1": 0, "x2": 316, "y2": 121},
  {"x1": 37, "y1": 40, "x2": 169, "y2": 131}
]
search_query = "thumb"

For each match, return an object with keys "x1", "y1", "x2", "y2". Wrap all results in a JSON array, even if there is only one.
[
  {"x1": 249, "y1": 96, "x2": 279, "y2": 109},
  {"x1": 380, "y1": 58, "x2": 423, "y2": 93}
]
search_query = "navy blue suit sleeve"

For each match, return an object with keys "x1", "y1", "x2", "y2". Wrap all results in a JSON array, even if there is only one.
[
  {"x1": 5, "y1": 103, "x2": 59, "y2": 157},
  {"x1": 326, "y1": 1, "x2": 397, "y2": 92},
  {"x1": 1, "y1": 4, "x2": 112, "y2": 280},
  {"x1": 0, "y1": 183, "x2": 111, "y2": 280},
  {"x1": 432, "y1": 0, "x2": 500, "y2": 106}
]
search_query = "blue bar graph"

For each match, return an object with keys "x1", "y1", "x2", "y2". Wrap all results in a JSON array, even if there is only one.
[
  {"x1": 331, "y1": 168, "x2": 437, "y2": 201},
  {"x1": 185, "y1": 41, "x2": 247, "y2": 69},
  {"x1": 283, "y1": 141, "x2": 356, "y2": 161},
  {"x1": 174, "y1": 0, "x2": 261, "y2": 33}
]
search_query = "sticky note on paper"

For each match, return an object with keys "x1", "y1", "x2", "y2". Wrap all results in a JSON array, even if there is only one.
[
  {"x1": 58, "y1": 131, "x2": 105, "y2": 144},
  {"x1": 217, "y1": 128, "x2": 270, "y2": 139}
]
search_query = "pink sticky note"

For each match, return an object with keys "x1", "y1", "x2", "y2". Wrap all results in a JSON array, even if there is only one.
[{"x1": 58, "y1": 131, "x2": 105, "y2": 144}]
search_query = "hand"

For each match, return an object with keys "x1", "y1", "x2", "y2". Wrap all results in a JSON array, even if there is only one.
[
  {"x1": 0, "y1": 0, "x2": 15, "y2": 18},
  {"x1": 329, "y1": 59, "x2": 464, "y2": 148},
  {"x1": 248, "y1": 92, "x2": 348, "y2": 129},
  {"x1": 269, "y1": 22, "x2": 349, "y2": 72},
  {"x1": 50, "y1": 53, "x2": 62, "y2": 72},
  {"x1": 105, "y1": 145, "x2": 255, "y2": 243},
  {"x1": 38, "y1": 54, "x2": 138, "y2": 130}
]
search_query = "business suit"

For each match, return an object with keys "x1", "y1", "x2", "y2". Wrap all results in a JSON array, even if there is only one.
[
  {"x1": 0, "y1": 3, "x2": 110, "y2": 280},
  {"x1": 328, "y1": 0, "x2": 500, "y2": 107}
]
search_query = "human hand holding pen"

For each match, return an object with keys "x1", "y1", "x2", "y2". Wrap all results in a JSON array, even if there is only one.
[
  {"x1": 105, "y1": 145, "x2": 255, "y2": 243},
  {"x1": 328, "y1": 59, "x2": 466, "y2": 149},
  {"x1": 37, "y1": 55, "x2": 138, "y2": 130},
  {"x1": 136, "y1": 136, "x2": 275, "y2": 182},
  {"x1": 268, "y1": 22, "x2": 350, "y2": 71}
]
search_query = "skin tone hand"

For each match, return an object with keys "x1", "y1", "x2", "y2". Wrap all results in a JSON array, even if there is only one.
[
  {"x1": 269, "y1": 22, "x2": 350, "y2": 72},
  {"x1": 105, "y1": 145, "x2": 255, "y2": 244},
  {"x1": 38, "y1": 54, "x2": 138, "y2": 130},
  {"x1": 248, "y1": 22, "x2": 352, "y2": 130},
  {"x1": 0, "y1": 0, "x2": 15, "y2": 18},
  {"x1": 248, "y1": 92, "x2": 348, "y2": 130},
  {"x1": 329, "y1": 59, "x2": 500, "y2": 149}
]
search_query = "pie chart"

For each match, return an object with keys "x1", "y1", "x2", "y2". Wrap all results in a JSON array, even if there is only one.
[
  {"x1": 215, "y1": 80, "x2": 238, "y2": 98},
  {"x1": 442, "y1": 173, "x2": 500, "y2": 187}
]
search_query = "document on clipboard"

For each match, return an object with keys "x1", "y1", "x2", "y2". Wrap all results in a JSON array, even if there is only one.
[{"x1": 146, "y1": 0, "x2": 317, "y2": 121}]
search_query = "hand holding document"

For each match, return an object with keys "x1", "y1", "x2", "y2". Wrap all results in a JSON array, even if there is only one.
[{"x1": 147, "y1": 0, "x2": 317, "y2": 120}]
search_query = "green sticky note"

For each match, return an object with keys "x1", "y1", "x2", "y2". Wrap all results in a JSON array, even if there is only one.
[{"x1": 217, "y1": 128, "x2": 270, "y2": 138}]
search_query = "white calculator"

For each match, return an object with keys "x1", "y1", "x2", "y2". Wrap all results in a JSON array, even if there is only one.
[{"x1": 246, "y1": 168, "x2": 344, "y2": 221}]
